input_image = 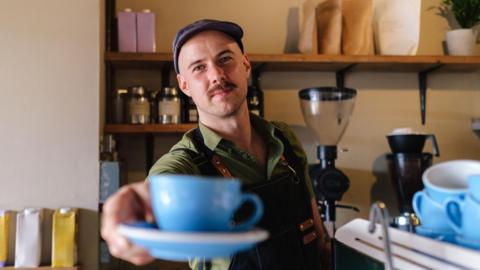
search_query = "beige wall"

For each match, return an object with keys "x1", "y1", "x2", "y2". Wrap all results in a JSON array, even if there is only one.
[
  {"x1": 116, "y1": 0, "x2": 480, "y2": 227},
  {"x1": 0, "y1": 1, "x2": 101, "y2": 269}
]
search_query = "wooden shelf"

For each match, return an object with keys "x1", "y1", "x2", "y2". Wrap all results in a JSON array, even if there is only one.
[
  {"x1": 105, "y1": 52, "x2": 480, "y2": 72},
  {"x1": 3, "y1": 267, "x2": 79, "y2": 270},
  {"x1": 105, "y1": 52, "x2": 172, "y2": 69},
  {"x1": 104, "y1": 123, "x2": 197, "y2": 134},
  {"x1": 104, "y1": 52, "x2": 480, "y2": 125}
]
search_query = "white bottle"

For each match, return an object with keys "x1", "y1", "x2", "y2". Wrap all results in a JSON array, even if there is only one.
[{"x1": 14, "y1": 208, "x2": 42, "y2": 268}]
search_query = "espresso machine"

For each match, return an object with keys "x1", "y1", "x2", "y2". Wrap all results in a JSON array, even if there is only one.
[
  {"x1": 334, "y1": 133, "x2": 480, "y2": 270},
  {"x1": 298, "y1": 87, "x2": 357, "y2": 234},
  {"x1": 386, "y1": 130, "x2": 440, "y2": 216}
]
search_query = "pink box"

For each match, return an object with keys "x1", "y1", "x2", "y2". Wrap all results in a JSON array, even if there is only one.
[
  {"x1": 117, "y1": 9, "x2": 137, "y2": 52},
  {"x1": 136, "y1": 10, "x2": 156, "y2": 52}
]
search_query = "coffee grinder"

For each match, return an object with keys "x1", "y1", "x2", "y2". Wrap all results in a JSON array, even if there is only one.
[
  {"x1": 298, "y1": 87, "x2": 357, "y2": 234},
  {"x1": 386, "y1": 131, "x2": 440, "y2": 217}
]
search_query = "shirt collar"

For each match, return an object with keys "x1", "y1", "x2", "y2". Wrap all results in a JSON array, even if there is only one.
[
  {"x1": 198, "y1": 114, "x2": 276, "y2": 151},
  {"x1": 250, "y1": 113, "x2": 275, "y2": 140},
  {"x1": 198, "y1": 121, "x2": 224, "y2": 150}
]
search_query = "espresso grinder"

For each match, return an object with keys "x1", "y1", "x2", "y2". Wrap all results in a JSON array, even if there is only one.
[
  {"x1": 298, "y1": 87, "x2": 358, "y2": 235},
  {"x1": 386, "y1": 131, "x2": 440, "y2": 219}
]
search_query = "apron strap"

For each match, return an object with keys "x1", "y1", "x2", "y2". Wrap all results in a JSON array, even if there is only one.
[{"x1": 171, "y1": 128, "x2": 232, "y2": 177}]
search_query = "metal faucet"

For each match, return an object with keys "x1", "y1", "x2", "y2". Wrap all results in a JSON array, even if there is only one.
[{"x1": 368, "y1": 201, "x2": 394, "y2": 270}]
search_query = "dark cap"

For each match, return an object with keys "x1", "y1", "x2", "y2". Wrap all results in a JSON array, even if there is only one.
[{"x1": 172, "y1": 19, "x2": 244, "y2": 74}]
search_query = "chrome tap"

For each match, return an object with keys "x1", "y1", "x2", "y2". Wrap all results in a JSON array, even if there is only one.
[{"x1": 368, "y1": 201, "x2": 394, "y2": 270}]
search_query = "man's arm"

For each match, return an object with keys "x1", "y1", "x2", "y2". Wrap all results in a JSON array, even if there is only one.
[{"x1": 311, "y1": 198, "x2": 332, "y2": 270}]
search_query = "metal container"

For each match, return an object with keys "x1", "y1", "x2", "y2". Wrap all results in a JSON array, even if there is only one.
[
  {"x1": 128, "y1": 86, "x2": 150, "y2": 124},
  {"x1": 111, "y1": 88, "x2": 128, "y2": 124},
  {"x1": 157, "y1": 87, "x2": 181, "y2": 124}
]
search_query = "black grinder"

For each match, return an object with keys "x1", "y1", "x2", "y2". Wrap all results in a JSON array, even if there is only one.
[{"x1": 299, "y1": 87, "x2": 357, "y2": 233}]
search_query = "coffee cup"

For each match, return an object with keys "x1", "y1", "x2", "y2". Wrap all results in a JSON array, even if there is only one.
[
  {"x1": 412, "y1": 190, "x2": 452, "y2": 232},
  {"x1": 444, "y1": 175, "x2": 480, "y2": 239},
  {"x1": 149, "y1": 174, "x2": 263, "y2": 232},
  {"x1": 467, "y1": 174, "x2": 480, "y2": 201},
  {"x1": 421, "y1": 160, "x2": 479, "y2": 202}
]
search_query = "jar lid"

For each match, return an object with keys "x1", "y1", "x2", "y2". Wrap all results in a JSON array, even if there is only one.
[
  {"x1": 24, "y1": 208, "x2": 39, "y2": 215},
  {"x1": 59, "y1": 207, "x2": 72, "y2": 214},
  {"x1": 129, "y1": 86, "x2": 146, "y2": 96},
  {"x1": 115, "y1": 89, "x2": 128, "y2": 96},
  {"x1": 162, "y1": 87, "x2": 178, "y2": 96}
]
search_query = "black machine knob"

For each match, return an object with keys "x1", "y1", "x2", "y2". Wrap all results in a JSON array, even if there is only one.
[
  {"x1": 311, "y1": 165, "x2": 350, "y2": 202},
  {"x1": 310, "y1": 145, "x2": 352, "y2": 223}
]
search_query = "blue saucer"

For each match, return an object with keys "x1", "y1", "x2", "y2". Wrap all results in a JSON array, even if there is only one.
[
  {"x1": 455, "y1": 235, "x2": 480, "y2": 250},
  {"x1": 117, "y1": 222, "x2": 269, "y2": 261},
  {"x1": 415, "y1": 226, "x2": 456, "y2": 243}
]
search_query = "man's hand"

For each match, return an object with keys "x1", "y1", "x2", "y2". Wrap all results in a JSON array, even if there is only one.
[{"x1": 101, "y1": 182, "x2": 155, "y2": 265}]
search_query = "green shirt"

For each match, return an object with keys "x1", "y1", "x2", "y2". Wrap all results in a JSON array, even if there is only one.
[{"x1": 148, "y1": 114, "x2": 314, "y2": 270}]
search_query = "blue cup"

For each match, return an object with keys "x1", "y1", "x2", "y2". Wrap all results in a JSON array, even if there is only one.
[
  {"x1": 444, "y1": 175, "x2": 480, "y2": 239},
  {"x1": 421, "y1": 160, "x2": 477, "y2": 203},
  {"x1": 468, "y1": 175, "x2": 480, "y2": 201},
  {"x1": 149, "y1": 174, "x2": 263, "y2": 232},
  {"x1": 420, "y1": 161, "x2": 480, "y2": 208},
  {"x1": 412, "y1": 190, "x2": 453, "y2": 232}
]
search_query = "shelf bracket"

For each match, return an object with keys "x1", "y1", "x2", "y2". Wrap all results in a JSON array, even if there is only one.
[
  {"x1": 418, "y1": 64, "x2": 444, "y2": 125},
  {"x1": 336, "y1": 64, "x2": 357, "y2": 88},
  {"x1": 145, "y1": 133, "x2": 154, "y2": 174}
]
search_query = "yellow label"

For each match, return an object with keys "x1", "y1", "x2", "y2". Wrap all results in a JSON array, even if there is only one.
[
  {"x1": 51, "y1": 208, "x2": 77, "y2": 267},
  {"x1": 0, "y1": 211, "x2": 9, "y2": 266}
]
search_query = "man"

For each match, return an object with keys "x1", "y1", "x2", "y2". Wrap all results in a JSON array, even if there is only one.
[{"x1": 101, "y1": 19, "x2": 331, "y2": 270}]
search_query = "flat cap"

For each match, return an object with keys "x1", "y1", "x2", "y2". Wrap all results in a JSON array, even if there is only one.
[{"x1": 172, "y1": 19, "x2": 244, "y2": 74}]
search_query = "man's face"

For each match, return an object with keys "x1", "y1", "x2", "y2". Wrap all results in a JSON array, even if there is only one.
[{"x1": 176, "y1": 30, "x2": 251, "y2": 119}]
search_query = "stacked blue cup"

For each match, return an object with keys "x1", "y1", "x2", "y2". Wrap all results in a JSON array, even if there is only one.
[
  {"x1": 444, "y1": 175, "x2": 480, "y2": 249},
  {"x1": 412, "y1": 160, "x2": 480, "y2": 243}
]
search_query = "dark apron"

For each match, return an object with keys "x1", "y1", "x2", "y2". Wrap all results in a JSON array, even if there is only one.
[{"x1": 174, "y1": 128, "x2": 322, "y2": 270}]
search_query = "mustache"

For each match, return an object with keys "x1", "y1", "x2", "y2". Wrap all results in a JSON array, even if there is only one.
[{"x1": 208, "y1": 80, "x2": 237, "y2": 93}]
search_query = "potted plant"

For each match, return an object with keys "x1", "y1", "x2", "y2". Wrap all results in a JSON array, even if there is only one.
[{"x1": 441, "y1": 0, "x2": 480, "y2": 55}]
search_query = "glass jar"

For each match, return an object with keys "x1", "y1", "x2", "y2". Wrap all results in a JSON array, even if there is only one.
[
  {"x1": 127, "y1": 86, "x2": 150, "y2": 124},
  {"x1": 157, "y1": 87, "x2": 181, "y2": 124}
]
